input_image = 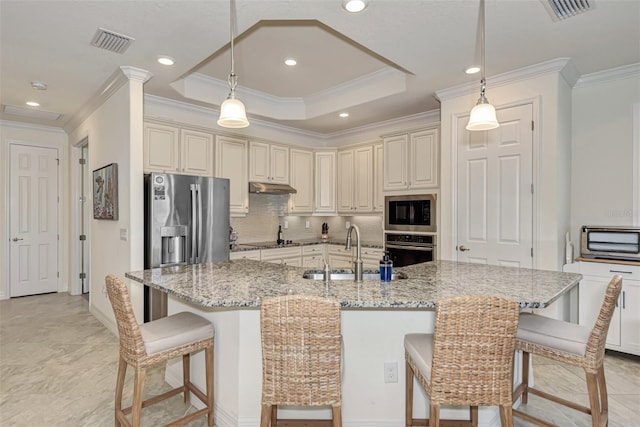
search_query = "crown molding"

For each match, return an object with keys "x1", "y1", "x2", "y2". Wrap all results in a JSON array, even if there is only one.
[
  {"x1": 575, "y1": 62, "x2": 640, "y2": 87},
  {"x1": 64, "y1": 69, "x2": 130, "y2": 134},
  {"x1": 120, "y1": 66, "x2": 153, "y2": 84},
  {"x1": 1, "y1": 119, "x2": 67, "y2": 134},
  {"x1": 435, "y1": 58, "x2": 576, "y2": 101}
]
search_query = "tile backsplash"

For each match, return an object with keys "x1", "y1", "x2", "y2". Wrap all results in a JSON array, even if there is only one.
[{"x1": 230, "y1": 194, "x2": 383, "y2": 244}]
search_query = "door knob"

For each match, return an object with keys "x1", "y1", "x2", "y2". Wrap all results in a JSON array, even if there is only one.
[
  {"x1": 458, "y1": 245, "x2": 470, "y2": 252},
  {"x1": 11, "y1": 237, "x2": 24, "y2": 242}
]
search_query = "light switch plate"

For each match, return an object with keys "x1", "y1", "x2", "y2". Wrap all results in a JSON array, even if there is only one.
[{"x1": 120, "y1": 228, "x2": 128, "y2": 241}]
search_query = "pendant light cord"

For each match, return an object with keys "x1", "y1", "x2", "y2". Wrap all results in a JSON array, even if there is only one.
[
  {"x1": 228, "y1": 0, "x2": 237, "y2": 92},
  {"x1": 480, "y1": 0, "x2": 486, "y2": 99}
]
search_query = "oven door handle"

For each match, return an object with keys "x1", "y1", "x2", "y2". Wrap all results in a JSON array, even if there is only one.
[{"x1": 386, "y1": 244, "x2": 434, "y2": 252}]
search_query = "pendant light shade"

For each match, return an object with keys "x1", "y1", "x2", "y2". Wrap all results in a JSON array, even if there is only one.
[
  {"x1": 466, "y1": 0, "x2": 499, "y2": 131},
  {"x1": 217, "y1": 0, "x2": 249, "y2": 129}
]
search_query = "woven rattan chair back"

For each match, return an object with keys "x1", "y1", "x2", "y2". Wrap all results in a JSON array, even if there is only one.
[
  {"x1": 106, "y1": 274, "x2": 147, "y2": 363},
  {"x1": 260, "y1": 294, "x2": 342, "y2": 426},
  {"x1": 430, "y1": 295, "x2": 520, "y2": 407},
  {"x1": 584, "y1": 274, "x2": 623, "y2": 372}
]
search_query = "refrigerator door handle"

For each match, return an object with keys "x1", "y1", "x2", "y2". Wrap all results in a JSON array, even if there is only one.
[
  {"x1": 190, "y1": 183, "x2": 197, "y2": 264},
  {"x1": 196, "y1": 183, "x2": 203, "y2": 263}
]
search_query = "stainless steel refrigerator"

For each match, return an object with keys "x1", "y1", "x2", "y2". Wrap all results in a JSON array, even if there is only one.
[{"x1": 144, "y1": 173, "x2": 230, "y2": 321}]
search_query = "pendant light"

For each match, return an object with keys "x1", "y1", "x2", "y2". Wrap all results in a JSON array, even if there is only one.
[
  {"x1": 466, "y1": 0, "x2": 499, "y2": 131},
  {"x1": 217, "y1": 0, "x2": 249, "y2": 128}
]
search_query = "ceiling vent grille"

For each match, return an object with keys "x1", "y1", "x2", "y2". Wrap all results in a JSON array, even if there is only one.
[
  {"x1": 90, "y1": 28, "x2": 135, "y2": 54},
  {"x1": 543, "y1": 0, "x2": 592, "y2": 21},
  {"x1": 2, "y1": 104, "x2": 62, "y2": 121}
]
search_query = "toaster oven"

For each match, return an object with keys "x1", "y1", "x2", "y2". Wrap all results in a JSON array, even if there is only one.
[{"x1": 580, "y1": 226, "x2": 640, "y2": 262}]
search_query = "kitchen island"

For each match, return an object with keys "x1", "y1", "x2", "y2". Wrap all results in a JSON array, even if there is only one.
[{"x1": 126, "y1": 260, "x2": 581, "y2": 427}]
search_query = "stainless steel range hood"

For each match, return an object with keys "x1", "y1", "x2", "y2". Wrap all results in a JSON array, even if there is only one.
[{"x1": 249, "y1": 182, "x2": 297, "y2": 194}]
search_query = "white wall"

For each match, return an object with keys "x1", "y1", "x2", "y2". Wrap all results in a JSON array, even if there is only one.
[
  {"x1": 570, "y1": 69, "x2": 640, "y2": 246},
  {"x1": 0, "y1": 122, "x2": 69, "y2": 299},
  {"x1": 438, "y1": 60, "x2": 574, "y2": 270},
  {"x1": 67, "y1": 67, "x2": 149, "y2": 330}
]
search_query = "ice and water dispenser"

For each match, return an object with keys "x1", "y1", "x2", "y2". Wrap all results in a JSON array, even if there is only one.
[{"x1": 160, "y1": 225, "x2": 188, "y2": 266}]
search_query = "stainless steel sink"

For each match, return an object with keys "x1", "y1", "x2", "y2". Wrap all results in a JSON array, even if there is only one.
[{"x1": 302, "y1": 269, "x2": 408, "y2": 281}]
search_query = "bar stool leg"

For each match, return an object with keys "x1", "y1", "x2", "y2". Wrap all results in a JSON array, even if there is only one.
[
  {"x1": 206, "y1": 345, "x2": 214, "y2": 427},
  {"x1": 522, "y1": 351, "x2": 530, "y2": 404},
  {"x1": 470, "y1": 406, "x2": 479, "y2": 426},
  {"x1": 182, "y1": 354, "x2": 191, "y2": 404},
  {"x1": 131, "y1": 368, "x2": 146, "y2": 427},
  {"x1": 332, "y1": 405, "x2": 342, "y2": 427},
  {"x1": 405, "y1": 360, "x2": 413, "y2": 427},
  {"x1": 260, "y1": 404, "x2": 272, "y2": 427},
  {"x1": 586, "y1": 371, "x2": 602, "y2": 427},
  {"x1": 114, "y1": 356, "x2": 127, "y2": 427},
  {"x1": 499, "y1": 405, "x2": 514, "y2": 427},
  {"x1": 429, "y1": 403, "x2": 440, "y2": 427}
]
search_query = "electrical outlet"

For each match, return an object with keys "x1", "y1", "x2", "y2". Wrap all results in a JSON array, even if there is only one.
[
  {"x1": 305, "y1": 220, "x2": 310, "y2": 229},
  {"x1": 384, "y1": 361, "x2": 398, "y2": 383},
  {"x1": 345, "y1": 221, "x2": 351, "y2": 229},
  {"x1": 284, "y1": 221, "x2": 288, "y2": 229}
]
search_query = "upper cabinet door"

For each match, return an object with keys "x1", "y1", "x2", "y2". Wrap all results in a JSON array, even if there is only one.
[
  {"x1": 144, "y1": 123, "x2": 180, "y2": 173},
  {"x1": 409, "y1": 128, "x2": 439, "y2": 189},
  {"x1": 270, "y1": 144, "x2": 289, "y2": 184},
  {"x1": 249, "y1": 141, "x2": 270, "y2": 182},
  {"x1": 314, "y1": 151, "x2": 336, "y2": 214},
  {"x1": 289, "y1": 148, "x2": 314, "y2": 214},
  {"x1": 373, "y1": 143, "x2": 384, "y2": 212},
  {"x1": 181, "y1": 129, "x2": 213, "y2": 176},
  {"x1": 337, "y1": 149, "x2": 355, "y2": 213},
  {"x1": 216, "y1": 136, "x2": 248, "y2": 215},
  {"x1": 353, "y1": 146, "x2": 374, "y2": 212},
  {"x1": 383, "y1": 134, "x2": 408, "y2": 191}
]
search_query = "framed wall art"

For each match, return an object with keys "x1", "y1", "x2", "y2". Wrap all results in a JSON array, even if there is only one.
[{"x1": 93, "y1": 163, "x2": 118, "y2": 220}]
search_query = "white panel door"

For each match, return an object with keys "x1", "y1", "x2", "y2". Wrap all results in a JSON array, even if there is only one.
[
  {"x1": 456, "y1": 104, "x2": 533, "y2": 267},
  {"x1": 10, "y1": 144, "x2": 59, "y2": 296}
]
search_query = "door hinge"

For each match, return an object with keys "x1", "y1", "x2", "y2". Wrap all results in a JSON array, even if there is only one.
[
  {"x1": 79, "y1": 158, "x2": 86, "y2": 165},
  {"x1": 531, "y1": 183, "x2": 534, "y2": 194},
  {"x1": 56, "y1": 158, "x2": 60, "y2": 165},
  {"x1": 79, "y1": 272, "x2": 86, "y2": 279},
  {"x1": 79, "y1": 234, "x2": 86, "y2": 241},
  {"x1": 531, "y1": 248, "x2": 534, "y2": 257},
  {"x1": 531, "y1": 121, "x2": 535, "y2": 131},
  {"x1": 57, "y1": 234, "x2": 60, "y2": 241},
  {"x1": 57, "y1": 272, "x2": 60, "y2": 278}
]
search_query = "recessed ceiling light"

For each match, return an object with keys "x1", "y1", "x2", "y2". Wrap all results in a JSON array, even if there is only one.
[
  {"x1": 339, "y1": 112, "x2": 349, "y2": 118},
  {"x1": 157, "y1": 56, "x2": 175, "y2": 66},
  {"x1": 284, "y1": 58, "x2": 297, "y2": 66},
  {"x1": 465, "y1": 66, "x2": 481, "y2": 75},
  {"x1": 343, "y1": 0, "x2": 368, "y2": 13},
  {"x1": 26, "y1": 101, "x2": 40, "y2": 107}
]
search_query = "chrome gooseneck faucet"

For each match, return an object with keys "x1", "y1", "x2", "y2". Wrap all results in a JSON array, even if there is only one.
[{"x1": 345, "y1": 224, "x2": 363, "y2": 283}]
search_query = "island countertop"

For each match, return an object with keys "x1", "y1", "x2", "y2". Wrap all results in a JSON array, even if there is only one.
[{"x1": 125, "y1": 259, "x2": 582, "y2": 309}]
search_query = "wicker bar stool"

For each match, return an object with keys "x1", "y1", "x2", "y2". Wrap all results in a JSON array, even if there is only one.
[
  {"x1": 105, "y1": 274, "x2": 215, "y2": 427},
  {"x1": 260, "y1": 294, "x2": 342, "y2": 427},
  {"x1": 405, "y1": 295, "x2": 520, "y2": 427},
  {"x1": 512, "y1": 274, "x2": 623, "y2": 427}
]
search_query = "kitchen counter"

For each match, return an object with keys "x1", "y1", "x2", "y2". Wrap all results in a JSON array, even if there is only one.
[
  {"x1": 230, "y1": 238, "x2": 383, "y2": 252},
  {"x1": 125, "y1": 259, "x2": 581, "y2": 309},
  {"x1": 125, "y1": 260, "x2": 581, "y2": 426}
]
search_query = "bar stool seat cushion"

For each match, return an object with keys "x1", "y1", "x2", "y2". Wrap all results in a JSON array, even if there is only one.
[
  {"x1": 140, "y1": 312, "x2": 214, "y2": 355},
  {"x1": 404, "y1": 333, "x2": 434, "y2": 382},
  {"x1": 516, "y1": 312, "x2": 590, "y2": 357}
]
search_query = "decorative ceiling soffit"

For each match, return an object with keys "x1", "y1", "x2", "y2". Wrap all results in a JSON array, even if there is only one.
[{"x1": 171, "y1": 67, "x2": 407, "y2": 121}]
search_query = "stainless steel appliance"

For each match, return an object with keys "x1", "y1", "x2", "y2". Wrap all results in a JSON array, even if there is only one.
[
  {"x1": 385, "y1": 233, "x2": 436, "y2": 267},
  {"x1": 385, "y1": 194, "x2": 436, "y2": 232},
  {"x1": 144, "y1": 173, "x2": 230, "y2": 321},
  {"x1": 580, "y1": 225, "x2": 640, "y2": 262}
]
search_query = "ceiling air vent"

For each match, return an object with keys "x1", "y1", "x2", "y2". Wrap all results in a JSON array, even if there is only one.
[
  {"x1": 90, "y1": 28, "x2": 135, "y2": 54},
  {"x1": 2, "y1": 104, "x2": 62, "y2": 121},
  {"x1": 542, "y1": 0, "x2": 593, "y2": 21}
]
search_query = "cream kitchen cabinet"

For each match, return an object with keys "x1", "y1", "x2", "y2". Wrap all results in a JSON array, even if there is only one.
[
  {"x1": 327, "y1": 244, "x2": 353, "y2": 269},
  {"x1": 249, "y1": 141, "x2": 289, "y2": 184},
  {"x1": 261, "y1": 246, "x2": 303, "y2": 267},
  {"x1": 314, "y1": 150, "x2": 336, "y2": 214},
  {"x1": 373, "y1": 143, "x2": 384, "y2": 213},
  {"x1": 577, "y1": 260, "x2": 640, "y2": 356},
  {"x1": 289, "y1": 148, "x2": 314, "y2": 214},
  {"x1": 361, "y1": 247, "x2": 385, "y2": 269},
  {"x1": 302, "y1": 244, "x2": 325, "y2": 268},
  {"x1": 230, "y1": 250, "x2": 261, "y2": 261},
  {"x1": 215, "y1": 136, "x2": 248, "y2": 216},
  {"x1": 143, "y1": 122, "x2": 214, "y2": 176},
  {"x1": 337, "y1": 145, "x2": 374, "y2": 213},
  {"x1": 383, "y1": 127, "x2": 439, "y2": 191}
]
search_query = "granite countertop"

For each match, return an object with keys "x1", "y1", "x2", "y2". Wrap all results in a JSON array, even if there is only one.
[
  {"x1": 125, "y1": 260, "x2": 582, "y2": 310},
  {"x1": 231, "y1": 238, "x2": 383, "y2": 252}
]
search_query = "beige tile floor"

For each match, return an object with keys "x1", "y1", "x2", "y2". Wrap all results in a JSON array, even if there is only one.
[{"x1": 1, "y1": 292, "x2": 639, "y2": 427}]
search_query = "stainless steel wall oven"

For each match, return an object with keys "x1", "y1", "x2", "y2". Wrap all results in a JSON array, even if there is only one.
[{"x1": 385, "y1": 233, "x2": 436, "y2": 267}]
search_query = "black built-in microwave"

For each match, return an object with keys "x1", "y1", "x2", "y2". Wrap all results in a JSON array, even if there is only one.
[{"x1": 385, "y1": 194, "x2": 436, "y2": 232}]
